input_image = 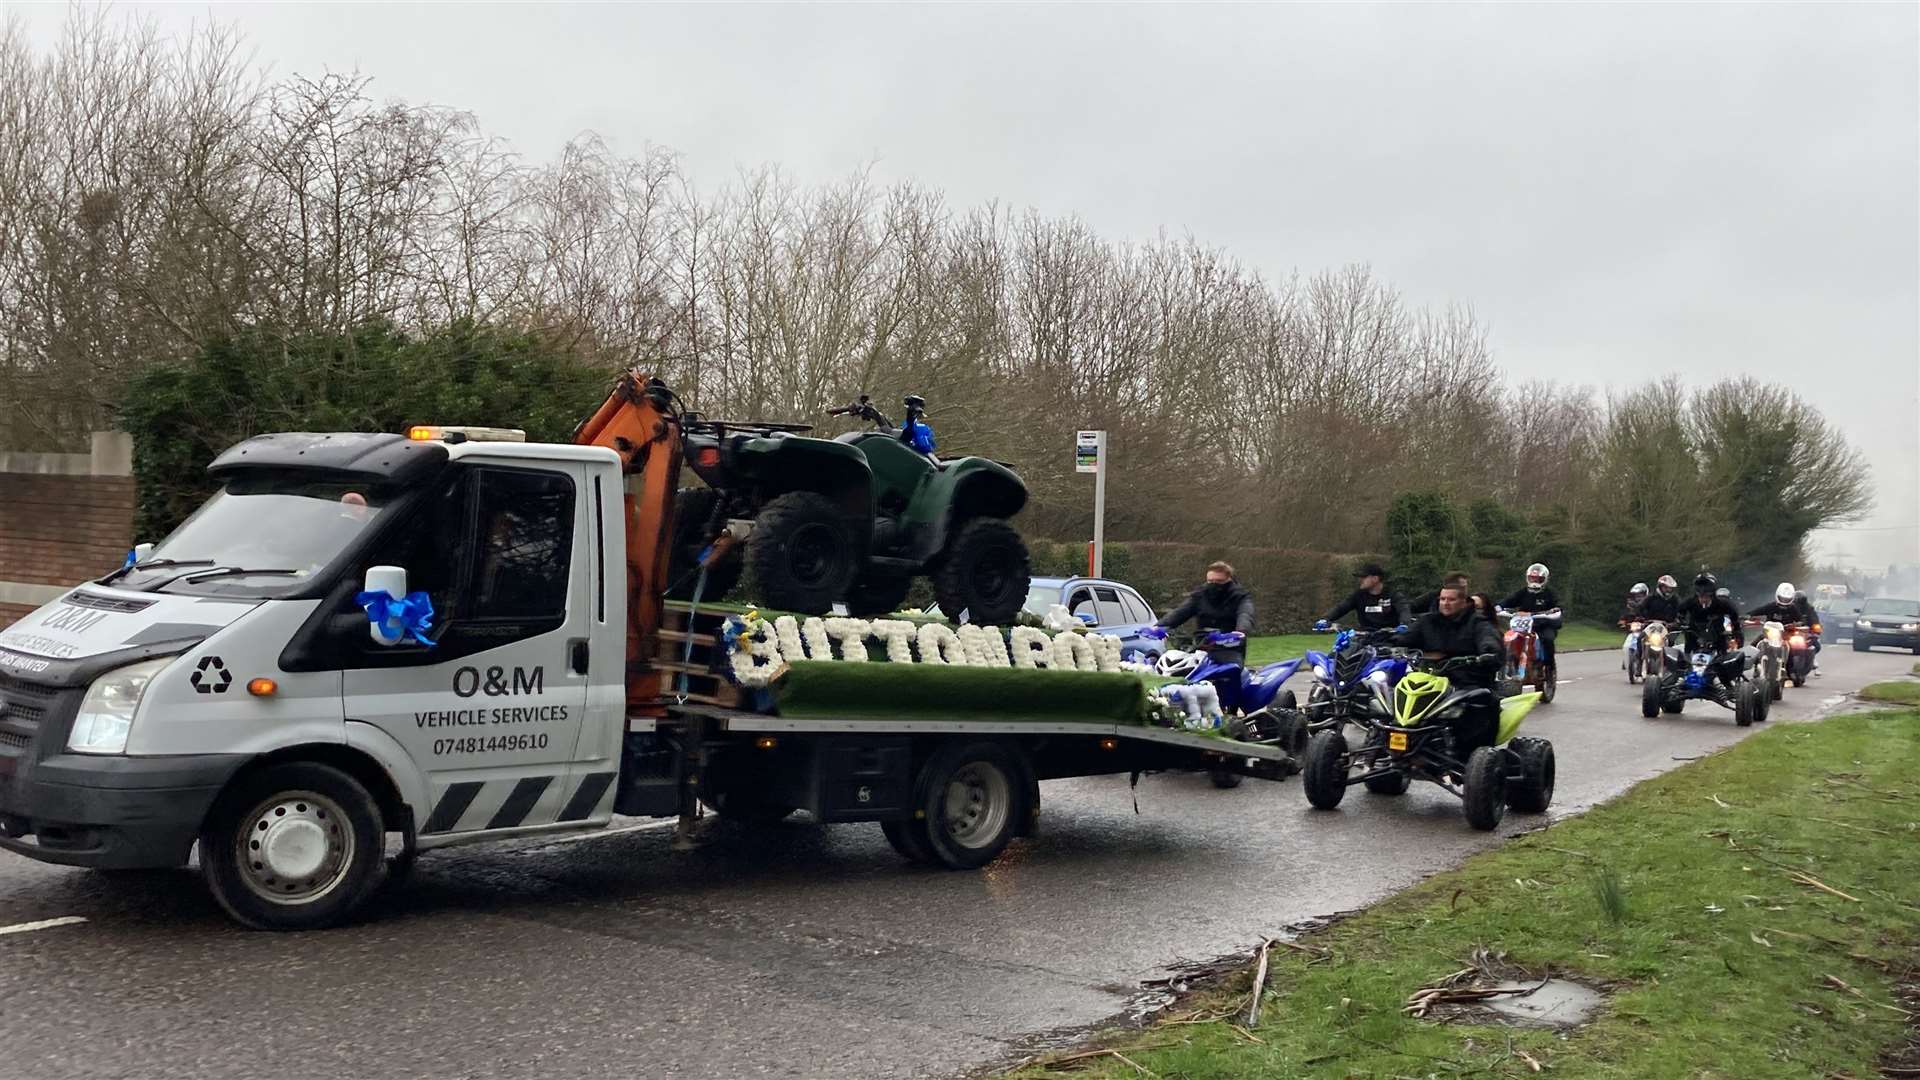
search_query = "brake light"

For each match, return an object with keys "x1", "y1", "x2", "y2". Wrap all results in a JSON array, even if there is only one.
[{"x1": 695, "y1": 446, "x2": 721, "y2": 468}]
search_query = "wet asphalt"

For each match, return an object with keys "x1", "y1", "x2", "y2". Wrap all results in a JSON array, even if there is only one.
[{"x1": 0, "y1": 644, "x2": 1913, "y2": 1080}]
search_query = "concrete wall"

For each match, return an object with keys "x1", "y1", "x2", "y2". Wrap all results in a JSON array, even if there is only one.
[{"x1": 0, "y1": 432, "x2": 135, "y2": 629}]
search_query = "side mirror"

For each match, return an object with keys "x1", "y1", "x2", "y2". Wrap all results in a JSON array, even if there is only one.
[
  {"x1": 363, "y1": 565, "x2": 409, "y2": 646},
  {"x1": 133, "y1": 542, "x2": 154, "y2": 563},
  {"x1": 1077, "y1": 613, "x2": 1097, "y2": 625}
]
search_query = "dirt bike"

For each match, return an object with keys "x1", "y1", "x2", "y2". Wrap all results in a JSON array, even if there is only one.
[
  {"x1": 1621, "y1": 619, "x2": 1647, "y2": 684},
  {"x1": 1498, "y1": 609, "x2": 1560, "y2": 703},
  {"x1": 1300, "y1": 653, "x2": 1553, "y2": 831},
  {"x1": 1746, "y1": 619, "x2": 1816, "y2": 699}
]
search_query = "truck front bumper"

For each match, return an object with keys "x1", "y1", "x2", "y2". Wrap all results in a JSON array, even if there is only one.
[{"x1": 0, "y1": 753, "x2": 248, "y2": 869}]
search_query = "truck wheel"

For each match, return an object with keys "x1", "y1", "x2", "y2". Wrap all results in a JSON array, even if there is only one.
[
  {"x1": 933, "y1": 518, "x2": 1031, "y2": 626},
  {"x1": 748, "y1": 491, "x2": 861, "y2": 615},
  {"x1": 1462, "y1": 747, "x2": 1508, "y2": 831},
  {"x1": 917, "y1": 741, "x2": 1026, "y2": 869},
  {"x1": 1363, "y1": 769, "x2": 1411, "y2": 796},
  {"x1": 666, "y1": 488, "x2": 744, "y2": 601},
  {"x1": 198, "y1": 762, "x2": 386, "y2": 931},
  {"x1": 881, "y1": 819, "x2": 934, "y2": 864},
  {"x1": 1209, "y1": 765, "x2": 1244, "y2": 789},
  {"x1": 1641, "y1": 679, "x2": 1661, "y2": 718},
  {"x1": 1504, "y1": 737, "x2": 1555, "y2": 812},
  {"x1": 845, "y1": 572, "x2": 913, "y2": 618},
  {"x1": 1301, "y1": 731, "x2": 1348, "y2": 810}
]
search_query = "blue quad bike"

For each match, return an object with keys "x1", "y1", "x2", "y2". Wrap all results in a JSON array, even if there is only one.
[
  {"x1": 1147, "y1": 629, "x2": 1311, "y2": 788},
  {"x1": 1301, "y1": 626, "x2": 1415, "y2": 736},
  {"x1": 1640, "y1": 639, "x2": 1771, "y2": 726}
]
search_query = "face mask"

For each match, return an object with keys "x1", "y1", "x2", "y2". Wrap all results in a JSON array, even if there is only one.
[{"x1": 1206, "y1": 582, "x2": 1231, "y2": 599}]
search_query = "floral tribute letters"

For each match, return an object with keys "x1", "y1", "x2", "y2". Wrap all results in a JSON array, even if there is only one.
[{"x1": 720, "y1": 612, "x2": 1127, "y2": 688}]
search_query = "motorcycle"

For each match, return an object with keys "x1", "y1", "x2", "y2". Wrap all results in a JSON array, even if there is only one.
[
  {"x1": 1151, "y1": 630, "x2": 1309, "y2": 788},
  {"x1": 1300, "y1": 627, "x2": 1414, "y2": 735},
  {"x1": 1746, "y1": 620, "x2": 1790, "y2": 701},
  {"x1": 1498, "y1": 609, "x2": 1561, "y2": 703},
  {"x1": 1640, "y1": 620, "x2": 1670, "y2": 682},
  {"x1": 1621, "y1": 619, "x2": 1646, "y2": 684},
  {"x1": 1640, "y1": 633, "x2": 1770, "y2": 726},
  {"x1": 1299, "y1": 653, "x2": 1553, "y2": 831}
]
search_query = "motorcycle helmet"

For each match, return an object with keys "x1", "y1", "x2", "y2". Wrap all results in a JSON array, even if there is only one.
[
  {"x1": 1774, "y1": 582, "x2": 1795, "y2": 605},
  {"x1": 1716, "y1": 587, "x2": 1731, "y2": 600},
  {"x1": 1525, "y1": 563, "x2": 1550, "y2": 591},
  {"x1": 1630, "y1": 582, "x2": 1649, "y2": 600},
  {"x1": 1694, "y1": 572, "x2": 1717, "y2": 596},
  {"x1": 1657, "y1": 574, "x2": 1678, "y2": 592}
]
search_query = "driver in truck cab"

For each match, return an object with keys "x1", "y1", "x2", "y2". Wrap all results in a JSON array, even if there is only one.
[
  {"x1": 1396, "y1": 583, "x2": 1503, "y2": 756},
  {"x1": 1156, "y1": 562, "x2": 1255, "y2": 665}
]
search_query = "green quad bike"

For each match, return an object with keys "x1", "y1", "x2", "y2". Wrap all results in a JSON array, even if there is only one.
[
  {"x1": 668, "y1": 393, "x2": 1033, "y2": 622},
  {"x1": 1300, "y1": 654, "x2": 1554, "y2": 831}
]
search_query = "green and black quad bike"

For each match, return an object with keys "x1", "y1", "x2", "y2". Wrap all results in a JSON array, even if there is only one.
[
  {"x1": 1300, "y1": 654, "x2": 1554, "y2": 831},
  {"x1": 668, "y1": 393, "x2": 1032, "y2": 622}
]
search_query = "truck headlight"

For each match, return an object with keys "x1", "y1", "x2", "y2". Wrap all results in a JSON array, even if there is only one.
[{"x1": 68, "y1": 657, "x2": 173, "y2": 754}]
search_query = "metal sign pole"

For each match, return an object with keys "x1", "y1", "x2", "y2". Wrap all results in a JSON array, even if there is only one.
[{"x1": 1077, "y1": 430, "x2": 1106, "y2": 577}]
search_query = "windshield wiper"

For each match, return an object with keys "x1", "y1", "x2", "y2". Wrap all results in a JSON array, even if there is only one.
[
  {"x1": 179, "y1": 567, "x2": 302, "y2": 583},
  {"x1": 99, "y1": 558, "x2": 215, "y2": 585}
]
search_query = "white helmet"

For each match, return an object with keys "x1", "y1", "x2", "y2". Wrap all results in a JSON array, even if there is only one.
[
  {"x1": 1657, "y1": 574, "x2": 1677, "y2": 592},
  {"x1": 1775, "y1": 582, "x2": 1795, "y2": 605},
  {"x1": 1156, "y1": 649, "x2": 1201, "y2": 678},
  {"x1": 1630, "y1": 582, "x2": 1649, "y2": 599},
  {"x1": 1525, "y1": 563, "x2": 1550, "y2": 591}
]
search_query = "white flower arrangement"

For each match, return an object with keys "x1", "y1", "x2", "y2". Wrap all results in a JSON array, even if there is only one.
[
  {"x1": 869, "y1": 620, "x2": 918, "y2": 665},
  {"x1": 1009, "y1": 626, "x2": 1056, "y2": 669},
  {"x1": 774, "y1": 616, "x2": 808, "y2": 664},
  {"x1": 1050, "y1": 631, "x2": 1100, "y2": 672},
  {"x1": 723, "y1": 611, "x2": 787, "y2": 688},
  {"x1": 821, "y1": 617, "x2": 873, "y2": 661},
  {"x1": 1089, "y1": 634, "x2": 1125, "y2": 672},
  {"x1": 913, "y1": 623, "x2": 968, "y2": 665}
]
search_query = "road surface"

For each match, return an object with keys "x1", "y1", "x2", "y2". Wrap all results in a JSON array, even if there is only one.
[{"x1": 0, "y1": 644, "x2": 1912, "y2": 1079}]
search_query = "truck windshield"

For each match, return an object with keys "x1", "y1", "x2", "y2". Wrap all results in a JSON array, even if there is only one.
[{"x1": 128, "y1": 475, "x2": 396, "y2": 597}]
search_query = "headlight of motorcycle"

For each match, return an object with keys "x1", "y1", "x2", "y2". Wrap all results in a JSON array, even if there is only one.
[{"x1": 67, "y1": 657, "x2": 173, "y2": 754}]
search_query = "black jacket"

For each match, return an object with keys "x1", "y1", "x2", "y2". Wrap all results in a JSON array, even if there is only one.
[
  {"x1": 1397, "y1": 609, "x2": 1502, "y2": 684},
  {"x1": 1323, "y1": 588, "x2": 1404, "y2": 631},
  {"x1": 1642, "y1": 592, "x2": 1681, "y2": 622},
  {"x1": 1747, "y1": 597, "x2": 1817, "y2": 626},
  {"x1": 1160, "y1": 581, "x2": 1255, "y2": 635},
  {"x1": 1674, "y1": 595, "x2": 1745, "y2": 650},
  {"x1": 1500, "y1": 586, "x2": 1561, "y2": 615}
]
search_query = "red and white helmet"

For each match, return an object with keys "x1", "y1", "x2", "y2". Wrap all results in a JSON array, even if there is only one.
[
  {"x1": 1774, "y1": 582, "x2": 1795, "y2": 605},
  {"x1": 1657, "y1": 574, "x2": 1677, "y2": 592},
  {"x1": 1525, "y1": 563, "x2": 1550, "y2": 591}
]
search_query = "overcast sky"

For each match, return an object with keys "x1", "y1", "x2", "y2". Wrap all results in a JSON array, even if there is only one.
[{"x1": 21, "y1": 2, "x2": 1920, "y2": 569}]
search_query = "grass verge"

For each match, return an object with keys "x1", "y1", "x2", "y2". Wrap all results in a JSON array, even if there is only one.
[
  {"x1": 1860, "y1": 680, "x2": 1920, "y2": 706},
  {"x1": 1011, "y1": 710, "x2": 1920, "y2": 1079},
  {"x1": 1246, "y1": 623, "x2": 1619, "y2": 666}
]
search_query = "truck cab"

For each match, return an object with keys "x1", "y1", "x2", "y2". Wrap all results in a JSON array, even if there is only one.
[{"x1": 0, "y1": 429, "x2": 631, "y2": 928}]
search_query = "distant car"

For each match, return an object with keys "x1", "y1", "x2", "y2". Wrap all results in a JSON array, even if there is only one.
[
  {"x1": 1817, "y1": 597, "x2": 1863, "y2": 642},
  {"x1": 1851, "y1": 598, "x2": 1920, "y2": 654},
  {"x1": 927, "y1": 576, "x2": 1165, "y2": 660}
]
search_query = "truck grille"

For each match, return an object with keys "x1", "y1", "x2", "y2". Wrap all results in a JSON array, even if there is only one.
[{"x1": 0, "y1": 671, "x2": 59, "y2": 757}]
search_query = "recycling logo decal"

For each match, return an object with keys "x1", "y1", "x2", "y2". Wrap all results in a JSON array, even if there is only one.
[{"x1": 190, "y1": 655, "x2": 232, "y2": 694}]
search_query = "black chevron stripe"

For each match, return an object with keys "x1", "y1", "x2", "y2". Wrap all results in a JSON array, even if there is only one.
[
  {"x1": 423, "y1": 781, "x2": 483, "y2": 834},
  {"x1": 486, "y1": 775, "x2": 555, "y2": 830},
  {"x1": 558, "y1": 771, "x2": 616, "y2": 821}
]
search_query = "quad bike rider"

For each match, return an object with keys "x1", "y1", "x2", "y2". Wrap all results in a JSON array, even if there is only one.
[
  {"x1": 1157, "y1": 562, "x2": 1255, "y2": 666},
  {"x1": 1642, "y1": 573, "x2": 1767, "y2": 725},
  {"x1": 1300, "y1": 583, "x2": 1554, "y2": 831},
  {"x1": 1497, "y1": 563, "x2": 1562, "y2": 702},
  {"x1": 1317, "y1": 562, "x2": 1404, "y2": 632},
  {"x1": 1746, "y1": 582, "x2": 1820, "y2": 695},
  {"x1": 1620, "y1": 582, "x2": 1652, "y2": 684},
  {"x1": 667, "y1": 392, "x2": 1031, "y2": 623}
]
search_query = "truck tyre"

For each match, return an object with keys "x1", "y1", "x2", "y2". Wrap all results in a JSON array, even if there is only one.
[
  {"x1": 933, "y1": 518, "x2": 1031, "y2": 626},
  {"x1": 1301, "y1": 731, "x2": 1348, "y2": 810},
  {"x1": 1209, "y1": 764, "x2": 1244, "y2": 789},
  {"x1": 1363, "y1": 769, "x2": 1411, "y2": 796},
  {"x1": 198, "y1": 762, "x2": 386, "y2": 931},
  {"x1": 881, "y1": 819, "x2": 934, "y2": 864},
  {"x1": 1641, "y1": 679, "x2": 1661, "y2": 718},
  {"x1": 748, "y1": 491, "x2": 861, "y2": 615},
  {"x1": 917, "y1": 741, "x2": 1027, "y2": 870},
  {"x1": 1461, "y1": 746, "x2": 1508, "y2": 831},
  {"x1": 1504, "y1": 737, "x2": 1555, "y2": 812},
  {"x1": 666, "y1": 488, "x2": 744, "y2": 601},
  {"x1": 845, "y1": 572, "x2": 913, "y2": 618}
]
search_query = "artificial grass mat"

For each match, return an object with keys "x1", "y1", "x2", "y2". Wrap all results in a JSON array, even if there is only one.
[{"x1": 774, "y1": 660, "x2": 1161, "y2": 726}]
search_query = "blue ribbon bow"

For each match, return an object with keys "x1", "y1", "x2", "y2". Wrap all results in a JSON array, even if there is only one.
[
  {"x1": 123, "y1": 549, "x2": 137, "y2": 569},
  {"x1": 355, "y1": 589, "x2": 438, "y2": 648},
  {"x1": 903, "y1": 419, "x2": 936, "y2": 455}
]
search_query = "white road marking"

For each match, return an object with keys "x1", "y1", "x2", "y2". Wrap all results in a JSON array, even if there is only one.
[{"x1": 0, "y1": 916, "x2": 87, "y2": 938}]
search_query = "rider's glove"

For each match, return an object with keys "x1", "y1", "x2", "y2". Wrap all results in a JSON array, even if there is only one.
[
  {"x1": 1313, "y1": 620, "x2": 1331, "y2": 631},
  {"x1": 1143, "y1": 626, "x2": 1168, "y2": 641},
  {"x1": 1394, "y1": 624, "x2": 1409, "y2": 634}
]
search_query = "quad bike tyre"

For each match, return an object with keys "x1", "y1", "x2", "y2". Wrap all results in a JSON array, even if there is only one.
[
  {"x1": 1734, "y1": 681, "x2": 1761, "y2": 727},
  {"x1": 845, "y1": 571, "x2": 913, "y2": 617},
  {"x1": 1363, "y1": 769, "x2": 1412, "y2": 796},
  {"x1": 1641, "y1": 679, "x2": 1662, "y2": 718},
  {"x1": 933, "y1": 518, "x2": 1031, "y2": 626},
  {"x1": 748, "y1": 491, "x2": 862, "y2": 615},
  {"x1": 666, "y1": 488, "x2": 744, "y2": 601},
  {"x1": 1209, "y1": 765, "x2": 1244, "y2": 789},
  {"x1": 1462, "y1": 746, "x2": 1508, "y2": 831},
  {"x1": 1504, "y1": 737, "x2": 1555, "y2": 813},
  {"x1": 1301, "y1": 731, "x2": 1348, "y2": 810}
]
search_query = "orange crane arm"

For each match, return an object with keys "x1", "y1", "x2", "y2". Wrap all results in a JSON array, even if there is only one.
[{"x1": 573, "y1": 370, "x2": 684, "y2": 714}]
